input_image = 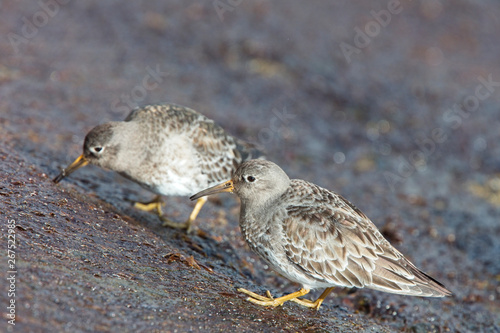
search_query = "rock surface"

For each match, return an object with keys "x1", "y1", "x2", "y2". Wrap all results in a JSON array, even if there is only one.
[{"x1": 1, "y1": 1, "x2": 499, "y2": 332}]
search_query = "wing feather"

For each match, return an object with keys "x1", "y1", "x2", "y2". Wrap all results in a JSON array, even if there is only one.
[
  {"x1": 281, "y1": 179, "x2": 451, "y2": 296},
  {"x1": 125, "y1": 104, "x2": 262, "y2": 185}
]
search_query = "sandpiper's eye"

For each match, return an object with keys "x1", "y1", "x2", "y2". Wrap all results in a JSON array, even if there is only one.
[
  {"x1": 246, "y1": 175, "x2": 256, "y2": 183},
  {"x1": 91, "y1": 146, "x2": 104, "y2": 154}
]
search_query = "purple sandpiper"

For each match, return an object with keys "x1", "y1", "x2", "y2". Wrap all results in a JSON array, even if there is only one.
[
  {"x1": 191, "y1": 159, "x2": 451, "y2": 309},
  {"x1": 54, "y1": 103, "x2": 260, "y2": 232}
]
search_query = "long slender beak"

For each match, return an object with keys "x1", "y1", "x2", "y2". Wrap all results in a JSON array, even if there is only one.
[
  {"x1": 53, "y1": 154, "x2": 89, "y2": 183},
  {"x1": 190, "y1": 180, "x2": 234, "y2": 201}
]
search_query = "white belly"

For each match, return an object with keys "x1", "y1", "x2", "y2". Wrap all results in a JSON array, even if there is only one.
[{"x1": 134, "y1": 134, "x2": 212, "y2": 196}]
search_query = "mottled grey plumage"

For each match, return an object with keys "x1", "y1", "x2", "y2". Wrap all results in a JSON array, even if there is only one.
[
  {"x1": 54, "y1": 103, "x2": 261, "y2": 231},
  {"x1": 191, "y1": 160, "x2": 451, "y2": 309}
]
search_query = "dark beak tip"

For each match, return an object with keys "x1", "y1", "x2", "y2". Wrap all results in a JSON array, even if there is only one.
[{"x1": 52, "y1": 173, "x2": 64, "y2": 183}]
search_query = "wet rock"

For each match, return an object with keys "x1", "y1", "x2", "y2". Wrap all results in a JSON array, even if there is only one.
[{"x1": 2, "y1": 1, "x2": 500, "y2": 332}]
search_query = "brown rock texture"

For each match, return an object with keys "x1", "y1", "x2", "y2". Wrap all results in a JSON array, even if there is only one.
[{"x1": 1, "y1": 1, "x2": 499, "y2": 332}]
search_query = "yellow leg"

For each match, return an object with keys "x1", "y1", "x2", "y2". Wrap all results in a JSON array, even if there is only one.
[
  {"x1": 162, "y1": 197, "x2": 207, "y2": 233},
  {"x1": 236, "y1": 289, "x2": 275, "y2": 302},
  {"x1": 134, "y1": 195, "x2": 163, "y2": 216},
  {"x1": 237, "y1": 287, "x2": 310, "y2": 307},
  {"x1": 290, "y1": 287, "x2": 334, "y2": 310}
]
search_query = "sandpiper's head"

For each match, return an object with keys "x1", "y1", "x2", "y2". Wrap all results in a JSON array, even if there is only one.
[
  {"x1": 232, "y1": 160, "x2": 291, "y2": 203},
  {"x1": 53, "y1": 123, "x2": 120, "y2": 183},
  {"x1": 190, "y1": 160, "x2": 290, "y2": 205},
  {"x1": 82, "y1": 123, "x2": 120, "y2": 168}
]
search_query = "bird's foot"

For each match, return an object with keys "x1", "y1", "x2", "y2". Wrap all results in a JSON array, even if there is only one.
[
  {"x1": 134, "y1": 195, "x2": 163, "y2": 216},
  {"x1": 161, "y1": 197, "x2": 207, "y2": 233},
  {"x1": 290, "y1": 287, "x2": 334, "y2": 310},
  {"x1": 161, "y1": 216, "x2": 193, "y2": 233},
  {"x1": 290, "y1": 297, "x2": 326, "y2": 310},
  {"x1": 237, "y1": 287, "x2": 310, "y2": 308}
]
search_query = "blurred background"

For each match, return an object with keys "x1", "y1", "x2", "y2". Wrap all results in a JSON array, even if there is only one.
[{"x1": 1, "y1": 1, "x2": 499, "y2": 332}]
